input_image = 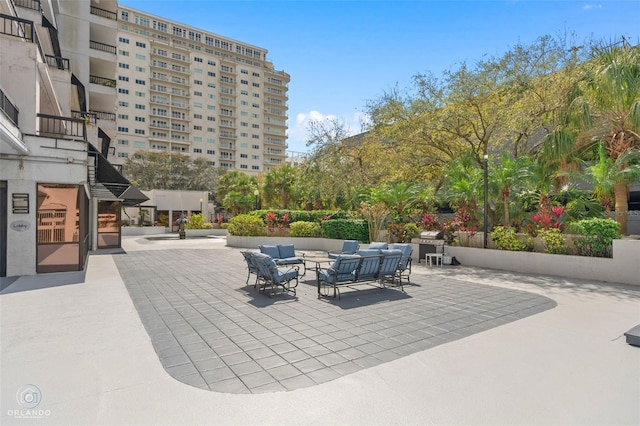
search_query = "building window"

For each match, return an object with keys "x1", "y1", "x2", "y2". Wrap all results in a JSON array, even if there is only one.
[
  {"x1": 135, "y1": 117, "x2": 145, "y2": 122},
  {"x1": 118, "y1": 101, "x2": 129, "y2": 107},
  {"x1": 252, "y1": 144, "x2": 260, "y2": 149},
  {"x1": 207, "y1": 150, "x2": 215, "y2": 155},
  {"x1": 135, "y1": 104, "x2": 146, "y2": 110},
  {"x1": 252, "y1": 124, "x2": 260, "y2": 129},
  {"x1": 252, "y1": 82, "x2": 260, "y2": 87},
  {"x1": 118, "y1": 50, "x2": 129, "y2": 56},
  {"x1": 118, "y1": 127, "x2": 129, "y2": 132},
  {"x1": 194, "y1": 91, "x2": 202, "y2": 97},
  {"x1": 252, "y1": 165, "x2": 259, "y2": 170},
  {"x1": 194, "y1": 80, "x2": 203, "y2": 85},
  {"x1": 194, "y1": 114, "x2": 202, "y2": 119},
  {"x1": 118, "y1": 152, "x2": 129, "y2": 158},
  {"x1": 120, "y1": 11, "x2": 129, "y2": 21},
  {"x1": 194, "y1": 57, "x2": 202, "y2": 63},
  {"x1": 240, "y1": 164, "x2": 248, "y2": 169},
  {"x1": 240, "y1": 79, "x2": 248, "y2": 85},
  {"x1": 194, "y1": 125, "x2": 202, "y2": 131},
  {"x1": 252, "y1": 134, "x2": 259, "y2": 139},
  {"x1": 240, "y1": 153, "x2": 248, "y2": 158},
  {"x1": 118, "y1": 63, "x2": 129, "y2": 69},
  {"x1": 135, "y1": 91, "x2": 145, "y2": 97},
  {"x1": 135, "y1": 79, "x2": 145, "y2": 85},
  {"x1": 118, "y1": 88, "x2": 129, "y2": 94},
  {"x1": 118, "y1": 139, "x2": 129, "y2": 145},
  {"x1": 118, "y1": 37, "x2": 130, "y2": 44},
  {"x1": 135, "y1": 129, "x2": 145, "y2": 135},
  {"x1": 135, "y1": 66, "x2": 145, "y2": 72},
  {"x1": 118, "y1": 76, "x2": 129, "y2": 82},
  {"x1": 135, "y1": 54, "x2": 146, "y2": 60},
  {"x1": 136, "y1": 41, "x2": 146, "y2": 48},
  {"x1": 117, "y1": 114, "x2": 129, "y2": 120},
  {"x1": 193, "y1": 148, "x2": 202, "y2": 153},
  {"x1": 207, "y1": 116, "x2": 215, "y2": 121}
]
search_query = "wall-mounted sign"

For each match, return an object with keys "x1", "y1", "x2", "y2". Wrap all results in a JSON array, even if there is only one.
[
  {"x1": 10, "y1": 220, "x2": 31, "y2": 232},
  {"x1": 12, "y1": 193, "x2": 29, "y2": 214}
]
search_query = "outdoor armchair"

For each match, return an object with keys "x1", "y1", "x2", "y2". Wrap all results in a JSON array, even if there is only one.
[{"x1": 328, "y1": 240, "x2": 360, "y2": 259}]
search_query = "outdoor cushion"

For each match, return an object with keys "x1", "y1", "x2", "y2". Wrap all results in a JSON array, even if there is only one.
[
  {"x1": 274, "y1": 267, "x2": 298, "y2": 284},
  {"x1": 357, "y1": 249, "x2": 381, "y2": 256},
  {"x1": 368, "y1": 242, "x2": 389, "y2": 250},
  {"x1": 278, "y1": 244, "x2": 296, "y2": 259},
  {"x1": 358, "y1": 254, "x2": 382, "y2": 280},
  {"x1": 378, "y1": 250, "x2": 402, "y2": 275},
  {"x1": 391, "y1": 244, "x2": 412, "y2": 270},
  {"x1": 259, "y1": 245, "x2": 280, "y2": 258},
  {"x1": 276, "y1": 257, "x2": 303, "y2": 265}
]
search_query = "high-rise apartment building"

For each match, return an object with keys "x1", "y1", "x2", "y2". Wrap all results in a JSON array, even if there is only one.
[{"x1": 113, "y1": 5, "x2": 290, "y2": 174}]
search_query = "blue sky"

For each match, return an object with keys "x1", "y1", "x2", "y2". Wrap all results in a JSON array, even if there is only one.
[{"x1": 119, "y1": 0, "x2": 640, "y2": 153}]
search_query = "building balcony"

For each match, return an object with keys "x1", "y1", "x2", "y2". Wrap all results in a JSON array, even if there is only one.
[
  {"x1": 1, "y1": 88, "x2": 19, "y2": 127},
  {"x1": 90, "y1": 110, "x2": 116, "y2": 121},
  {"x1": 45, "y1": 55, "x2": 70, "y2": 70},
  {"x1": 219, "y1": 132, "x2": 236, "y2": 139},
  {"x1": 90, "y1": 40, "x2": 117, "y2": 55},
  {"x1": 90, "y1": 5, "x2": 117, "y2": 21},
  {"x1": 89, "y1": 75, "x2": 116, "y2": 88},
  {"x1": 14, "y1": 0, "x2": 42, "y2": 11},
  {"x1": 37, "y1": 113, "x2": 86, "y2": 141}
]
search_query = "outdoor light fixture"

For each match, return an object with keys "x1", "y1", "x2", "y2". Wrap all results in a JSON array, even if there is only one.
[
  {"x1": 483, "y1": 154, "x2": 489, "y2": 249},
  {"x1": 199, "y1": 198, "x2": 203, "y2": 214},
  {"x1": 254, "y1": 189, "x2": 259, "y2": 210}
]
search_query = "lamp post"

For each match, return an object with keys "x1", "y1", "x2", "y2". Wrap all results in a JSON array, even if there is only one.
[
  {"x1": 483, "y1": 154, "x2": 489, "y2": 249},
  {"x1": 253, "y1": 189, "x2": 259, "y2": 210}
]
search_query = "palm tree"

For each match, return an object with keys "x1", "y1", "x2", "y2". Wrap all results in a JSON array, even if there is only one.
[
  {"x1": 263, "y1": 164, "x2": 297, "y2": 209},
  {"x1": 581, "y1": 40, "x2": 640, "y2": 233},
  {"x1": 443, "y1": 152, "x2": 486, "y2": 225},
  {"x1": 582, "y1": 143, "x2": 640, "y2": 218},
  {"x1": 491, "y1": 151, "x2": 533, "y2": 227}
]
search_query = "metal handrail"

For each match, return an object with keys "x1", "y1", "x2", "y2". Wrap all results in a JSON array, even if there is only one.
[
  {"x1": 45, "y1": 55, "x2": 70, "y2": 70},
  {"x1": 37, "y1": 113, "x2": 86, "y2": 140},
  {"x1": 91, "y1": 110, "x2": 116, "y2": 121},
  {"x1": 13, "y1": 0, "x2": 41, "y2": 11},
  {"x1": 0, "y1": 88, "x2": 19, "y2": 126},
  {"x1": 89, "y1": 5, "x2": 117, "y2": 21},
  {"x1": 0, "y1": 13, "x2": 33, "y2": 41},
  {"x1": 89, "y1": 75, "x2": 116, "y2": 88},
  {"x1": 89, "y1": 40, "x2": 116, "y2": 54}
]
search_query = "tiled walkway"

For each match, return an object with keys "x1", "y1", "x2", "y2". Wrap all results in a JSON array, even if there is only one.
[{"x1": 114, "y1": 248, "x2": 556, "y2": 394}]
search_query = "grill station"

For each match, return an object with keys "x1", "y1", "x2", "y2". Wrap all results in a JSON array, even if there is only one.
[{"x1": 411, "y1": 230, "x2": 445, "y2": 263}]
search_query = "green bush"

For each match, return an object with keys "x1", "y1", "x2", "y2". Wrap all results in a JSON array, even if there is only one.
[
  {"x1": 249, "y1": 209, "x2": 349, "y2": 223},
  {"x1": 538, "y1": 228, "x2": 566, "y2": 254},
  {"x1": 185, "y1": 213, "x2": 205, "y2": 229},
  {"x1": 290, "y1": 221, "x2": 322, "y2": 237},
  {"x1": 321, "y1": 219, "x2": 369, "y2": 242},
  {"x1": 569, "y1": 218, "x2": 620, "y2": 258},
  {"x1": 227, "y1": 214, "x2": 267, "y2": 236},
  {"x1": 491, "y1": 226, "x2": 533, "y2": 251},
  {"x1": 404, "y1": 223, "x2": 420, "y2": 240}
]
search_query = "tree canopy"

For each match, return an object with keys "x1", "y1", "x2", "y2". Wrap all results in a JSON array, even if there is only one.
[{"x1": 123, "y1": 151, "x2": 217, "y2": 191}]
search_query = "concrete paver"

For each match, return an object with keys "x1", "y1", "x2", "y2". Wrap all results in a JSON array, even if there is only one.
[{"x1": 1, "y1": 235, "x2": 639, "y2": 425}]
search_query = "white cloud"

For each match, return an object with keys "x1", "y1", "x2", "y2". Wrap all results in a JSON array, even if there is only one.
[
  {"x1": 583, "y1": 4, "x2": 603, "y2": 10},
  {"x1": 286, "y1": 110, "x2": 371, "y2": 153}
]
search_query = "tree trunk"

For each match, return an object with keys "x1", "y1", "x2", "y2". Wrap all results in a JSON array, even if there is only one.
[{"x1": 613, "y1": 182, "x2": 629, "y2": 235}]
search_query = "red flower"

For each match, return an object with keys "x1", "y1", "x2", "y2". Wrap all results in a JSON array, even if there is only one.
[
  {"x1": 532, "y1": 215, "x2": 541, "y2": 223},
  {"x1": 552, "y1": 206, "x2": 565, "y2": 217}
]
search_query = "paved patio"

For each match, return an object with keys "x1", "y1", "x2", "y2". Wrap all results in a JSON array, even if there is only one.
[
  {"x1": 114, "y1": 248, "x2": 555, "y2": 393},
  {"x1": 1, "y1": 235, "x2": 639, "y2": 425}
]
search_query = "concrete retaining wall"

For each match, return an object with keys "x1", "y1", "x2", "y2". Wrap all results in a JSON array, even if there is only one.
[{"x1": 446, "y1": 239, "x2": 639, "y2": 286}]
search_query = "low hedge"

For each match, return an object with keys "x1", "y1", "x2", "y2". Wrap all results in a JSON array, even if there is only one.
[
  {"x1": 321, "y1": 219, "x2": 369, "y2": 242},
  {"x1": 249, "y1": 209, "x2": 349, "y2": 223}
]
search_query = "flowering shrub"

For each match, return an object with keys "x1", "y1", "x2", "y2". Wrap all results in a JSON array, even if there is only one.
[
  {"x1": 532, "y1": 205, "x2": 565, "y2": 231},
  {"x1": 420, "y1": 213, "x2": 440, "y2": 230},
  {"x1": 265, "y1": 211, "x2": 290, "y2": 233}
]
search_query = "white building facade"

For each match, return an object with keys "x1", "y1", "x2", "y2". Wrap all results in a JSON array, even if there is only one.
[{"x1": 1, "y1": 0, "x2": 146, "y2": 278}]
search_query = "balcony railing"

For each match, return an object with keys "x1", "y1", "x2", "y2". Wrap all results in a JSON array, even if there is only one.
[
  {"x1": 71, "y1": 110, "x2": 97, "y2": 125},
  {"x1": 89, "y1": 75, "x2": 116, "y2": 88},
  {"x1": 90, "y1": 40, "x2": 116, "y2": 55},
  {"x1": 45, "y1": 55, "x2": 70, "y2": 70},
  {"x1": 37, "y1": 113, "x2": 86, "y2": 140},
  {"x1": 1, "y1": 88, "x2": 19, "y2": 126},
  {"x1": 90, "y1": 6, "x2": 117, "y2": 21},
  {"x1": 14, "y1": 0, "x2": 41, "y2": 12},
  {"x1": 0, "y1": 13, "x2": 34, "y2": 41},
  {"x1": 90, "y1": 110, "x2": 116, "y2": 121}
]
